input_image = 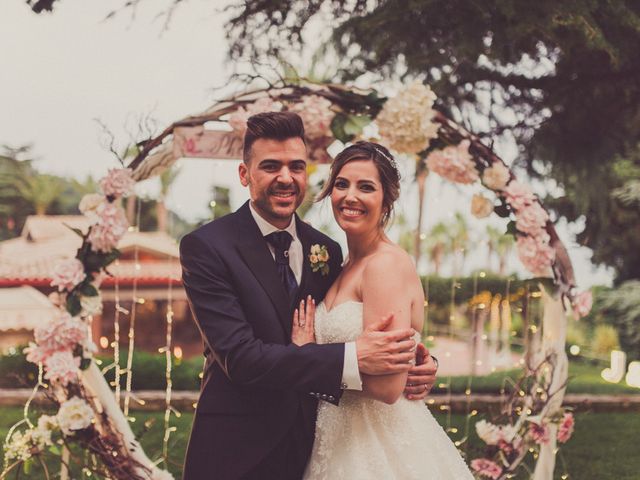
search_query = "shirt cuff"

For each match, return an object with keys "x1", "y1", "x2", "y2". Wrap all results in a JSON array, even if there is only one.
[{"x1": 341, "y1": 341, "x2": 362, "y2": 391}]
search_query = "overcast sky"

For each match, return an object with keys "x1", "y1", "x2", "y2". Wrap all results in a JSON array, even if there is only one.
[{"x1": 1, "y1": 1, "x2": 613, "y2": 288}]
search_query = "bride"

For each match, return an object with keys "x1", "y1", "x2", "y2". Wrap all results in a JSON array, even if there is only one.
[{"x1": 291, "y1": 141, "x2": 473, "y2": 479}]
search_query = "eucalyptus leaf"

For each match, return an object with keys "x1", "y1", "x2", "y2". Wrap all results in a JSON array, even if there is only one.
[
  {"x1": 66, "y1": 294, "x2": 82, "y2": 317},
  {"x1": 343, "y1": 114, "x2": 371, "y2": 136}
]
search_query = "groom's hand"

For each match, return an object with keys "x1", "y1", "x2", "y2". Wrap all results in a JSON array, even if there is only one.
[
  {"x1": 355, "y1": 314, "x2": 416, "y2": 376},
  {"x1": 404, "y1": 343, "x2": 438, "y2": 400}
]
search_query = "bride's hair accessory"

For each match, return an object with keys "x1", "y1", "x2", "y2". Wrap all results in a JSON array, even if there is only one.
[
  {"x1": 373, "y1": 146, "x2": 399, "y2": 172},
  {"x1": 309, "y1": 244, "x2": 330, "y2": 276}
]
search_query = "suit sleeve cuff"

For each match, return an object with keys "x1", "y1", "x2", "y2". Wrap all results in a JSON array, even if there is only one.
[{"x1": 340, "y1": 341, "x2": 362, "y2": 391}]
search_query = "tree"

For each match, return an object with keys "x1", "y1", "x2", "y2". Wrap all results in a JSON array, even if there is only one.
[
  {"x1": 157, "y1": 167, "x2": 180, "y2": 233},
  {"x1": 425, "y1": 221, "x2": 449, "y2": 275},
  {"x1": 221, "y1": 0, "x2": 640, "y2": 282}
]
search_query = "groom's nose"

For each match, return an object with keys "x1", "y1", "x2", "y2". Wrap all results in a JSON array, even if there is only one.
[{"x1": 277, "y1": 167, "x2": 293, "y2": 184}]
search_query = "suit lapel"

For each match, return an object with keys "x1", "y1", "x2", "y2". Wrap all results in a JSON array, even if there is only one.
[
  {"x1": 296, "y1": 215, "x2": 313, "y2": 297},
  {"x1": 235, "y1": 202, "x2": 292, "y2": 337}
]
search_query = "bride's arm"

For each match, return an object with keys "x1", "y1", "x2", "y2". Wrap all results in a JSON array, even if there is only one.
[{"x1": 360, "y1": 252, "x2": 417, "y2": 404}]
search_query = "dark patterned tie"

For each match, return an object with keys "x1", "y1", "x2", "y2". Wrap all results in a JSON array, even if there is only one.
[{"x1": 265, "y1": 231, "x2": 299, "y2": 301}]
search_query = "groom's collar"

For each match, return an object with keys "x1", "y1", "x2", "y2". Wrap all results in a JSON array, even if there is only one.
[{"x1": 248, "y1": 201, "x2": 299, "y2": 240}]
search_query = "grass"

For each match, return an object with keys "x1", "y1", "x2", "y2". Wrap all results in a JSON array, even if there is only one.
[{"x1": 2, "y1": 407, "x2": 639, "y2": 479}]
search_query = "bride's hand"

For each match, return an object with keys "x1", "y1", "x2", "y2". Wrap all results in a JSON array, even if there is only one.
[{"x1": 292, "y1": 295, "x2": 316, "y2": 346}]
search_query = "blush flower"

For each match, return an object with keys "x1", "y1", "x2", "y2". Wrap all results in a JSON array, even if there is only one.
[
  {"x1": 515, "y1": 202, "x2": 549, "y2": 235},
  {"x1": 482, "y1": 162, "x2": 511, "y2": 190},
  {"x1": 33, "y1": 313, "x2": 87, "y2": 353},
  {"x1": 377, "y1": 80, "x2": 439, "y2": 154},
  {"x1": 57, "y1": 397, "x2": 94, "y2": 435},
  {"x1": 290, "y1": 95, "x2": 335, "y2": 140},
  {"x1": 99, "y1": 168, "x2": 135, "y2": 198},
  {"x1": 572, "y1": 291, "x2": 593, "y2": 319},
  {"x1": 517, "y1": 233, "x2": 555, "y2": 275},
  {"x1": 426, "y1": 140, "x2": 479, "y2": 184},
  {"x1": 50, "y1": 258, "x2": 86, "y2": 292},
  {"x1": 44, "y1": 350, "x2": 80, "y2": 386},
  {"x1": 88, "y1": 202, "x2": 129, "y2": 253},
  {"x1": 471, "y1": 193, "x2": 494, "y2": 218},
  {"x1": 228, "y1": 97, "x2": 283, "y2": 137},
  {"x1": 78, "y1": 193, "x2": 105, "y2": 223},
  {"x1": 475, "y1": 420, "x2": 501, "y2": 445},
  {"x1": 557, "y1": 412, "x2": 575, "y2": 443},
  {"x1": 504, "y1": 181, "x2": 536, "y2": 211},
  {"x1": 470, "y1": 458, "x2": 503, "y2": 479},
  {"x1": 528, "y1": 421, "x2": 550, "y2": 445}
]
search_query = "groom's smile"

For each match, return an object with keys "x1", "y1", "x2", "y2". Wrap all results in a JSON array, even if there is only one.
[{"x1": 239, "y1": 137, "x2": 308, "y2": 229}]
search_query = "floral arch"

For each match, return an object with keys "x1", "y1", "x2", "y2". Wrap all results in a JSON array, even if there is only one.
[{"x1": 3, "y1": 80, "x2": 591, "y2": 480}]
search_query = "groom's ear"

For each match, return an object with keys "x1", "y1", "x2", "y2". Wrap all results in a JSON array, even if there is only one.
[{"x1": 238, "y1": 162, "x2": 249, "y2": 187}]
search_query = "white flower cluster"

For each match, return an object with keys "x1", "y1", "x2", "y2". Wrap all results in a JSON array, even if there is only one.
[
  {"x1": 57, "y1": 397, "x2": 94, "y2": 436},
  {"x1": 376, "y1": 81, "x2": 439, "y2": 155},
  {"x1": 475, "y1": 419, "x2": 518, "y2": 445},
  {"x1": 4, "y1": 415, "x2": 58, "y2": 463}
]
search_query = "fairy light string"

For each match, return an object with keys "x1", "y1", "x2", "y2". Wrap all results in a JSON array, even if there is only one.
[{"x1": 123, "y1": 199, "x2": 142, "y2": 417}]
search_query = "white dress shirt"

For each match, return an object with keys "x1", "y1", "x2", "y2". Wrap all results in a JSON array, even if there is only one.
[{"x1": 249, "y1": 203, "x2": 362, "y2": 391}]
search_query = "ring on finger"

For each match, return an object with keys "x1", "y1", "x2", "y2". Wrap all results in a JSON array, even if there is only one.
[{"x1": 299, "y1": 321, "x2": 306, "y2": 327}]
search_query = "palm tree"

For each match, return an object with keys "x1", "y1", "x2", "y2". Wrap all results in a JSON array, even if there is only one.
[
  {"x1": 413, "y1": 160, "x2": 429, "y2": 264},
  {"x1": 449, "y1": 212, "x2": 470, "y2": 276},
  {"x1": 156, "y1": 167, "x2": 180, "y2": 232},
  {"x1": 15, "y1": 173, "x2": 65, "y2": 216},
  {"x1": 424, "y1": 221, "x2": 450, "y2": 275},
  {"x1": 495, "y1": 233, "x2": 515, "y2": 276}
]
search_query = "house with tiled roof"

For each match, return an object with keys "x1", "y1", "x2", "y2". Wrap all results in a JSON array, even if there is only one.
[{"x1": 0, "y1": 216, "x2": 200, "y2": 356}]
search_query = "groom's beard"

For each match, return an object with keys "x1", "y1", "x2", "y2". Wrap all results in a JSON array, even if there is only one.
[{"x1": 253, "y1": 183, "x2": 303, "y2": 222}]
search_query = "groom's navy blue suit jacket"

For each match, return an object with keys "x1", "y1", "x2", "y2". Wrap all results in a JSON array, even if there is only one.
[{"x1": 180, "y1": 201, "x2": 344, "y2": 479}]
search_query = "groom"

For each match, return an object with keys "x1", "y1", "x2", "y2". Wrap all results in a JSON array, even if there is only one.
[{"x1": 180, "y1": 111, "x2": 438, "y2": 480}]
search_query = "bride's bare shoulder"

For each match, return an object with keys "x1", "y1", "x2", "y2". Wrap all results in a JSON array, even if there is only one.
[{"x1": 364, "y1": 244, "x2": 416, "y2": 279}]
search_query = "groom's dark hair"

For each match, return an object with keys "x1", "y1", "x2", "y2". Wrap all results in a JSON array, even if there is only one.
[{"x1": 243, "y1": 111, "x2": 306, "y2": 163}]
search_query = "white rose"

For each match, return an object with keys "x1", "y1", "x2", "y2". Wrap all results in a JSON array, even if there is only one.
[
  {"x1": 482, "y1": 162, "x2": 510, "y2": 191},
  {"x1": 475, "y1": 420, "x2": 501, "y2": 445},
  {"x1": 500, "y1": 423, "x2": 518, "y2": 443},
  {"x1": 79, "y1": 193, "x2": 105, "y2": 223},
  {"x1": 310, "y1": 244, "x2": 321, "y2": 255},
  {"x1": 57, "y1": 397, "x2": 94, "y2": 435},
  {"x1": 471, "y1": 193, "x2": 494, "y2": 218},
  {"x1": 81, "y1": 292, "x2": 103, "y2": 316}
]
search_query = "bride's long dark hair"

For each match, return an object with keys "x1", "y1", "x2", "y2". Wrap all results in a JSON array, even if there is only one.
[{"x1": 317, "y1": 141, "x2": 401, "y2": 227}]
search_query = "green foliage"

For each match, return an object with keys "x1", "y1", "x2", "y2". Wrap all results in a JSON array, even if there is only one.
[
  {"x1": 597, "y1": 280, "x2": 640, "y2": 361},
  {"x1": 591, "y1": 324, "x2": 620, "y2": 356}
]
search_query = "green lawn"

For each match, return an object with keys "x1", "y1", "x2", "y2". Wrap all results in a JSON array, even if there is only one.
[{"x1": 2, "y1": 407, "x2": 639, "y2": 479}]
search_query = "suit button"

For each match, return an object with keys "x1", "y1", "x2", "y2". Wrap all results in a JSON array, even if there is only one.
[
  {"x1": 328, "y1": 396, "x2": 335, "y2": 402},
  {"x1": 321, "y1": 394, "x2": 327, "y2": 400},
  {"x1": 309, "y1": 392, "x2": 315, "y2": 396},
  {"x1": 341, "y1": 382, "x2": 348, "y2": 389}
]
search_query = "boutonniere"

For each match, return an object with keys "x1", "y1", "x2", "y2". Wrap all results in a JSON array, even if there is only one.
[{"x1": 309, "y1": 244, "x2": 330, "y2": 276}]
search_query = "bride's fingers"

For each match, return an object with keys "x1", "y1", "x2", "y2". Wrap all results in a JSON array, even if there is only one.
[
  {"x1": 306, "y1": 296, "x2": 315, "y2": 333},
  {"x1": 299, "y1": 299, "x2": 306, "y2": 327},
  {"x1": 293, "y1": 308, "x2": 299, "y2": 330}
]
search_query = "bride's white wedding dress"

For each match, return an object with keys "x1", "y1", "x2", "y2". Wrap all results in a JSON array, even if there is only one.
[{"x1": 303, "y1": 301, "x2": 474, "y2": 480}]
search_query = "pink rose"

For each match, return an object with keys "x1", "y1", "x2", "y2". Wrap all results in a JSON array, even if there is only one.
[
  {"x1": 34, "y1": 313, "x2": 88, "y2": 353},
  {"x1": 557, "y1": 412, "x2": 575, "y2": 443},
  {"x1": 528, "y1": 421, "x2": 550, "y2": 445},
  {"x1": 24, "y1": 342, "x2": 49, "y2": 364},
  {"x1": 88, "y1": 202, "x2": 129, "y2": 253},
  {"x1": 573, "y1": 291, "x2": 593, "y2": 318},
  {"x1": 504, "y1": 181, "x2": 535, "y2": 211},
  {"x1": 50, "y1": 258, "x2": 86, "y2": 292},
  {"x1": 515, "y1": 202, "x2": 549, "y2": 235},
  {"x1": 470, "y1": 458, "x2": 502, "y2": 479},
  {"x1": 44, "y1": 350, "x2": 80, "y2": 386},
  {"x1": 228, "y1": 97, "x2": 282, "y2": 137},
  {"x1": 425, "y1": 140, "x2": 479, "y2": 184},
  {"x1": 290, "y1": 95, "x2": 335, "y2": 140},
  {"x1": 99, "y1": 168, "x2": 135, "y2": 198},
  {"x1": 517, "y1": 233, "x2": 555, "y2": 275}
]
